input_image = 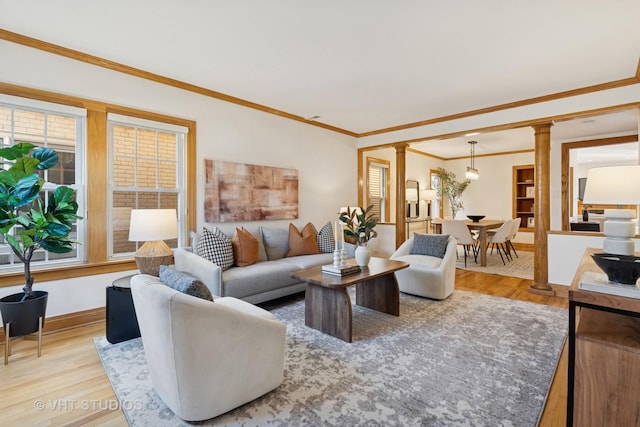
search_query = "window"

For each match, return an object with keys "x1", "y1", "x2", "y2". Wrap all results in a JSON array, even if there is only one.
[
  {"x1": 366, "y1": 158, "x2": 390, "y2": 222},
  {"x1": 108, "y1": 114, "x2": 186, "y2": 258},
  {"x1": 0, "y1": 97, "x2": 85, "y2": 270}
]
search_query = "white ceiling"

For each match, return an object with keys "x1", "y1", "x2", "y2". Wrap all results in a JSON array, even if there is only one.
[
  {"x1": 1, "y1": 0, "x2": 639, "y2": 156},
  {"x1": 413, "y1": 108, "x2": 639, "y2": 159}
]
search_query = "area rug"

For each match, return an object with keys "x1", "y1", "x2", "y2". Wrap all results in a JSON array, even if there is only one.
[
  {"x1": 95, "y1": 290, "x2": 566, "y2": 426},
  {"x1": 455, "y1": 248, "x2": 534, "y2": 280}
]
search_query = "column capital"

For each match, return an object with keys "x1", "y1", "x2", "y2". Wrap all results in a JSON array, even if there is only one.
[
  {"x1": 532, "y1": 122, "x2": 553, "y2": 135},
  {"x1": 394, "y1": 142, "x2": 410, "y2": 153}
]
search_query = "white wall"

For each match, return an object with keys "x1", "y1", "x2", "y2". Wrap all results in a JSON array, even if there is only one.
[
  {"x1": 0, "y1": 41, "x2": 357, "y2": 315},
  {"x1": 443, "y1": 152, "x2": 534, "y2": 220}
]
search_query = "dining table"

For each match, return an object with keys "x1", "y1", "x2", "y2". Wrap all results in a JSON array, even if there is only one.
[{"x1": 431, "y1": 218, "x2": 505, "y2": 267}]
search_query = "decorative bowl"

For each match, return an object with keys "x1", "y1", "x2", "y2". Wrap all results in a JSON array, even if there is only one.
[
  {"x1": 467, "y1": 215, "x2": 486, "y2": 222},
  {"x1": 591, "y1": 253, "x2": 640, "y2": 285}
]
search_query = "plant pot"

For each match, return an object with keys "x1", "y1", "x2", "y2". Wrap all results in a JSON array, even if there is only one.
[
  {"x1": 0, "y1": 291, "x2": 48, "y2": 337},
  {"x1": 355, "y1": 244, "x2": 371, "y2": 267}
]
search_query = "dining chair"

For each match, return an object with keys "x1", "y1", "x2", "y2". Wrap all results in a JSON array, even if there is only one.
[
  {"x1": 487, "y1": 219, "x2": 514, "y2": 265},
  {"x1": 442, "y1": 219, "x2": 478, "y2": 267},
  {"x1": 506, "y1": 217, "x2": 522, "y2": 258}
]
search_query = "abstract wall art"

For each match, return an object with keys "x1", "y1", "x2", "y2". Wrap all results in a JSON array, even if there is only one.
[{"x1": 204, "y1": 159, "x2": 299, "y2": 222}]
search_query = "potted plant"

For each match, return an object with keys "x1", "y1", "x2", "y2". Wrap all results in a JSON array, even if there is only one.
[
  {"x1": 436, "y1": 167, "x2": 470, "y2": 218},
  {"x1": 0, "y1": 143, "x2": 81, "y2": 341},
  {"x1": 339, "y1": 205, "x2": 378, "y2": 266}
]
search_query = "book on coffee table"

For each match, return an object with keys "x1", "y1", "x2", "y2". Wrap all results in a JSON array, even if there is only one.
[{"x1": 321, "y1": 264, "x2": 361, "y2": 276}]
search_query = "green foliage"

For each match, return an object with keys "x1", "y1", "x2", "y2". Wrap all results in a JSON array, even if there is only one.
[
  {"x1": 0, "y1": 143, "x2": 82, "y2": 298},
  {"x1": 338, "y1": 205, "x2": 378, "y2": 245},
  {"x1": 435, "y1": 167, "x2": 470, "y2": 218}
]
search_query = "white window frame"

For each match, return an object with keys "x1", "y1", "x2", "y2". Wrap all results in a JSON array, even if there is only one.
[
  {"x1": 0, "y1": 96, "x2": 87, "y2": 272},
  {"x1": 107, "y1": 114, "x2": 187, "y2": 259}
]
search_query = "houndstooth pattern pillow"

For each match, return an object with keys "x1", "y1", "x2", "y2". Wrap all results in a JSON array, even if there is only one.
[
  {"x1": 316, "y1": 221, "x2": 335, "y2": 253},
  {"x1": 196, "y1": 227, "x2": 234, "y2": 271}
]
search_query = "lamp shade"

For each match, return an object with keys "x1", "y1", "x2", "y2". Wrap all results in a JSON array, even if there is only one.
[
  {"x1": 420, "y1": 189, "x2": 437, "y2": 201},
  {"x1": 128, "y1": 209, "x2": 178, "y2": 242},
  {"x1": 582, "y1": 165, "x2": 640, "y2": 205},
  {"x1": 405, "y1": 188, "x2": 418, "y2": 202}
]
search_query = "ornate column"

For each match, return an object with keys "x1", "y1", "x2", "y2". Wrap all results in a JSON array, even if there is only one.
[
  {"x1": 530, "y1": 123, "x2": 554, "y2": 294},
  {"x1": 395, "y1": 143, "x2": 409, "y2": 248}
]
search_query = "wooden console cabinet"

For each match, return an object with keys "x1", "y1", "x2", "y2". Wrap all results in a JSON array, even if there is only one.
[{"x1": 567, "y1": 249, "x2": 640, "y2": 426}]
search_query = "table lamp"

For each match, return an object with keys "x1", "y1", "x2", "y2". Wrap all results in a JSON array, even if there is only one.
[
  {"x1": 406, "y1": 188, "x2": 419, "y2": 218},
  {"x1": 420, "y1": 189, "x2": 437, "y2": 218},
  {"x1": 582, "y1": 165, "x2": 640, "y2": 284},
  {"x1": 128, "y1": 209, "x2": 178, "y2": 276}
]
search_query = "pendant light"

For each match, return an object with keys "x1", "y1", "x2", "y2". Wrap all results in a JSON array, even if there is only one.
[{"x1": 465, "y1": 140, "x2": 479, "y2": 180}]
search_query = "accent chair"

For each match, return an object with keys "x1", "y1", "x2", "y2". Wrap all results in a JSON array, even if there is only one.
[
  {"x1": 390, "y1": 235, "x2": 457, "y2": 300},
  {"x1": 130, "y1": 274, "x2": 286, "y2": 421}
]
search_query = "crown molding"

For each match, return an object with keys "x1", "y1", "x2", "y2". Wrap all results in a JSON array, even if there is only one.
[{"x1": 2, "y1": 29, "x2": 638, "y2": 141}]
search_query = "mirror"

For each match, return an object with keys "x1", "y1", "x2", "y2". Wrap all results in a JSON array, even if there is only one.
[
  {"x1": 406, "y1": 179, "x2": 419, "y2": 218},
  {"x1": 562, "y1": 137, "x2": 639, "y2": 230}
]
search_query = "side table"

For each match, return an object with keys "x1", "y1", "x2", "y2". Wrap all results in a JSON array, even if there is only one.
[
  {"x1": 106, "y1": 275, "x2": 141, "y2": 344},
  {"x1": 406, "y1": 217, "x2": 431, "y2": 238},
  {"x1": 567, "y1": 248, "x2": 640, "y2": 426}
]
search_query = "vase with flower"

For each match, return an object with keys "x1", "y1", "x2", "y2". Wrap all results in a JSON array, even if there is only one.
[{"x1": 339, "y1": 205, "x2": 378, "y2": 266}]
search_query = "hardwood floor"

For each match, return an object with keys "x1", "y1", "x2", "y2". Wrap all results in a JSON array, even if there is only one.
[{"x1": 0, "y1": 267, "x2": 569, "y2": 426}]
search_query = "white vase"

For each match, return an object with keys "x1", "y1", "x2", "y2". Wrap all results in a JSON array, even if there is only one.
[{"x1": 354, "y1": 244, "x2": 371, "y2": 267}]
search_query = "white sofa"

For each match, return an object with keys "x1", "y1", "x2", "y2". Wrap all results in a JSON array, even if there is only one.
[
  {"x1": 130, "y1": 274, "x2": 286, "y2": 421},
  {"x1": 390, "y1": 236, "x2": 457, "y2": 300},
  {"x1": 174, "y1": 223, "x2": 350, "y2": 304}
]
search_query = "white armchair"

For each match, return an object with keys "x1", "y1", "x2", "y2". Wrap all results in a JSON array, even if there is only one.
[
  {"x1": 390, "y1": 236, "x2": 457, "y2": 300},
  {"x1": 130, "y1": 274, "x2": 286, "y2": 422},
  {"x1": 174, "y1": 247, "x2": 223, "y2": 296}
]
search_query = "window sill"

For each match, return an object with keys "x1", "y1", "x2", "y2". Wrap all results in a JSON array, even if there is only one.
[{"x1": 0, "y1": 259, "x2": 138, "y2": 288}]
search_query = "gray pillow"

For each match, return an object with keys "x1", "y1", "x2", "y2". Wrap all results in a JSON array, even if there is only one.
[
  {"x1": 260, "y1": 226, "x2": 289, "y2": 260},
  {"x1": 410, "y1": 234, "x2": 450, "y2": 258},
  {"x1": 159, "y1": 265, "x2": 214, "y2": 301}
]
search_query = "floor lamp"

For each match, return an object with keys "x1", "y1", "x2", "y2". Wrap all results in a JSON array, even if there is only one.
[{"x1": 128, "y1": 209, "x2": 178, "y2": 276}]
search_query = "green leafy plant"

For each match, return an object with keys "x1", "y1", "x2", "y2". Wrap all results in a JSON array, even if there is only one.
[
  {"x1": 339, "y1": 205, "x2": 378, "y2": 245},
  {"x1": 436, "y1": 167, "x2": 470, "y2": 219},
  {"x1": 0, "y1": 143, "x2": 82, "y2": 300}
]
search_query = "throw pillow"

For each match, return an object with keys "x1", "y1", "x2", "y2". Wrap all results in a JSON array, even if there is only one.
[
  {"x1": 196, "y1": 227, "x2": 234, "y2": 270},
  {"x1": 189, "y1": 230, "x2": 200, "y2": 250},
  {"x1": 410, "y1": 233, "x2": 450, "y2": 258},
  {"x1": 286, "y1": 223, "x2": 320, "y2": 257},
  {"x1": 261, "y1": 226, "x2": 290, "y2": 260},
  {"x1": 316, "y1": 221, "x2": 335, "y2": 253},
  {"x1": 232, "y1": 227, "x2": 259, "y2": 267},
  {"x1": 159, "y1": 265, "x2": 214, "y2": 301}
]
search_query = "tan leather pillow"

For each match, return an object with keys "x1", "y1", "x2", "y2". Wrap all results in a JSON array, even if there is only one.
[
  {"x1": 286, "y1": 223, "x2": 320, "y2": 257},
  {"x1": 232, "y1": 227, "x2": 259, "y2": 267}
]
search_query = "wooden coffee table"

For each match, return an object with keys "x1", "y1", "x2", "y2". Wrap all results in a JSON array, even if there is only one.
[{"x1": 290, "y1": 257, "x2": 409, "y2": 342}]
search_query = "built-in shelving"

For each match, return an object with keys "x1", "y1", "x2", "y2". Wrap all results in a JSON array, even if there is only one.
[{"x1": 512, "y1": 164, "x2": 535, "y2": 231}]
